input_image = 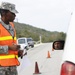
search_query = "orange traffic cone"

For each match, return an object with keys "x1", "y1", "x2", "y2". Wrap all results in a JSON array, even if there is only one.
[
  {"x1": 47, "y1": 51, "x2": 51, "y2": 58},
  {"x1": 33, "y1": 62, "x2": 41, "y2": 74}
]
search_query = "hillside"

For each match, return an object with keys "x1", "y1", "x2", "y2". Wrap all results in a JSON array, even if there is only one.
[{"x1": 14, "y1": 22, "x2": 66, "y2": 43}]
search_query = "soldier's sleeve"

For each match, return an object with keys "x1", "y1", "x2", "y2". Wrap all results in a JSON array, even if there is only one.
[{"x1": 0, "y1": 46, "x2": 8, "y2": 54}]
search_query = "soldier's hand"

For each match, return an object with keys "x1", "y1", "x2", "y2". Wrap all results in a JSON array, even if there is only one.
[
  {"x1": 8, "y1": 45, "x2": 20, "y2": 50},
  {"x1": 18, "y1": 50, "x2": 24, "y2": 58}
]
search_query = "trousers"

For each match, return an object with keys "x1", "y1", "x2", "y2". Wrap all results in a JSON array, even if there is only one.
[{"x1": 0, "y1": 66, "x2": 18, "y2": 75}]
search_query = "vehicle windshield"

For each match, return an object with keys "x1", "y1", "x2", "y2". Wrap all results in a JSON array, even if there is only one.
[
  {"x1": 18, "y1": 39, "x2": 25, "y2": 44},
  {"x1": 27, "y1": 38, "x2": 33, "y2": 42}
]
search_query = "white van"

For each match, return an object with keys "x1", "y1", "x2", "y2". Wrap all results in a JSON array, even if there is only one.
[
  {"x1": 17, "y1": 37, "x2": 29, "y2": 50},
  {"x1": 60, "y1": 11, "x2": 75, "y2": 75},
  {"x1": 52, "y1": 11, "x2": 75, "y2": 75}
]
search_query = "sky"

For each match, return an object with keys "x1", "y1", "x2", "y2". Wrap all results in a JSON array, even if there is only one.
[{"x1": 0, "y1": 0, "x2": 75, "y2": 33}]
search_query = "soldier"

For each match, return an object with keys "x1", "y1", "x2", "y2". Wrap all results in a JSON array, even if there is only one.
[{"x1": 0, "y1": 2, "x2": 23, "y2": 75}]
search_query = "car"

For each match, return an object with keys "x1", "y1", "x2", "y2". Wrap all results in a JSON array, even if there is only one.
[
  {"x1": 17, "y1": 37, "x2": 29, "y2": 50},
  {"x1": 52, "y1": 10, "x2": 75, "y2": 75},
  {"x1": 27, "y1": 38, "x2": 34, "y2": 48}
]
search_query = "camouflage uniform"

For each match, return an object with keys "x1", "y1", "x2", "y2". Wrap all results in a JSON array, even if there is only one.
[
  {"x1": 0, "y1": 66, "x2": 18, "y2": 75},
  {"x1": 0, "y1": 21, "x2": 18, "y2": 75},
  {"x1": 0, "y1": 2, "x2": 19, "y2": 75}
]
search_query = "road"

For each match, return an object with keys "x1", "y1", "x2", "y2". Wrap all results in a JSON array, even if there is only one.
[{"x1": 17, "y1": 43, "x2": 63, "y2": 75}]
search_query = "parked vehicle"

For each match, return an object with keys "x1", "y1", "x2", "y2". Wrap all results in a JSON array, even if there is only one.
[
  {"x1": 52, "y1": 10, "x2": 75, "y2": 75},
  {"x1": 17, "y1": 37, "x2": 29, "y2": 50},
  {"x1": 27, "y1": 38, "x2": 34, "y2": 48}
]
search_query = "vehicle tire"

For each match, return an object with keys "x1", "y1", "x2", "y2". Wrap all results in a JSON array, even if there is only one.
[
  {"x1": 25, "y1": 46, "x2": 29, "y2": 50},
  {"x1": 31, "y1": 45, "x2": 34, "y2": 48}
]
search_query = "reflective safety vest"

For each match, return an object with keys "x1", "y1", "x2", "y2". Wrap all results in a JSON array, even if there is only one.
[{"x1": 0, "y1": 22, "x2": 20, "y2": 66}]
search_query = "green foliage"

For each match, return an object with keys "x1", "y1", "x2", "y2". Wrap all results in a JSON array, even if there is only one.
[{"x1": 14, "y1": 22, "x2": 66, "y2": 42}]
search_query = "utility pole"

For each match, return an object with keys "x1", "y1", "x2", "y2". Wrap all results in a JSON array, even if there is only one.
[
  {"x1": 39, "y1": 35, "x2": 42, "y2": 43},
  {"x1": 15, "y1": 18, "x2": 18, "y2": 22},
  {"x1": 16, "y1": 18, "x2": 18, "y2": 22}
]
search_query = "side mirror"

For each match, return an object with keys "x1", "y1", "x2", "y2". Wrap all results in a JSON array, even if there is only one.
[{"x1": 52, "y1": 40, "x2": 65, "y2": 50}]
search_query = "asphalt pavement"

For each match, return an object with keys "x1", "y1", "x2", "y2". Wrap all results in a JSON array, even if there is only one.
[{"x1": 17, "y1": 43, "x2": 63, "y2": 75}]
